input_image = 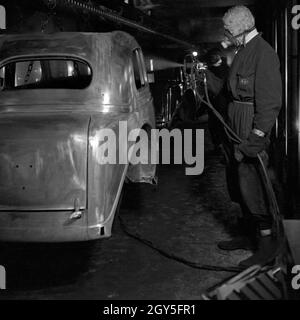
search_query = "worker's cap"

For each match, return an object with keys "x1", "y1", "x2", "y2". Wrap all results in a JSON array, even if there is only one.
[{"x1": 223, "y1": 6, "x2": 255, "y2": 37}]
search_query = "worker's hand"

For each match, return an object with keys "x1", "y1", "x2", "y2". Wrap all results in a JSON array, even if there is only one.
[
  {"x1": 234, "y1": 145, "x2": 244, "y2": 162},
  {"x1": 238, "y1": 132, "x2": 269, "y2": 158}
]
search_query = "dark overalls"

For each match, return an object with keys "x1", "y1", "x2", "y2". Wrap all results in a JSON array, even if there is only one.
[
  {"x1": 224, "y1": 34, "x2": 282, "y2": 231},
  {"x1": 207, "y1": 59, "x2": 229, "y2": 147}
]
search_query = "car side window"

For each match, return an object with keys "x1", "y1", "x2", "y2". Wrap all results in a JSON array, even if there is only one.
[{"x1": 132, "y1": 49, "x2": 147, "y2": 90}]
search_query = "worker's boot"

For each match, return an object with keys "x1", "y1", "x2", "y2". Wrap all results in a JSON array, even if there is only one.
[
  {"x1": 218, "y1": 217, "x2": 257, "y2": 251},
  {"x1": 238, "y1": 229, "x2": 279, "y2": 269}
]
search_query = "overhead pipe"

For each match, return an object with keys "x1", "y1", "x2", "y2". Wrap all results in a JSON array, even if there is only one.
[{"x1": 44, "y1": 0, "x2": 197, "y2": 49}]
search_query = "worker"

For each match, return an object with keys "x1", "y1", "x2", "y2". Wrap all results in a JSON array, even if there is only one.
[{"x1": 207, "y1": 5, "x2": 282, "y2": 268}]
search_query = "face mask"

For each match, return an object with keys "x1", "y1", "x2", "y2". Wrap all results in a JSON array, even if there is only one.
[{"x1": 221, "y1": 26, "x2": 256, "y2": 49}]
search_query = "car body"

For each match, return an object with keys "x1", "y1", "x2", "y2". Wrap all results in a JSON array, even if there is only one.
[{"x1": 0, "y1": 31, "x2": 156, "y2": 242}]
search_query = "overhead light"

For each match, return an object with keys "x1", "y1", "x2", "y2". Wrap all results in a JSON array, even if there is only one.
[
  {"x1": 0, "y1": 6, "x2": 6, "y2": 30},
  {"x1": 192, "y1": 51, "x2": 198, "y2": 57},
  {"x1": 150, "y1": 59, "x2": 154, "y2": 72},
  {"x1": 67, "y1": 62, "x2": 74, "y2": 77}
]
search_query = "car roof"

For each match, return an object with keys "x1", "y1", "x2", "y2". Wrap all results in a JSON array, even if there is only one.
[{"x1": 0, "y1": 31, "x2": 139, "y2": 64}]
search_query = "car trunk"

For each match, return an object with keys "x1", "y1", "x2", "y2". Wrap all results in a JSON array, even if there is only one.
[{"x1": 0, "y1": 113, "x2": 90, "y2": 211}]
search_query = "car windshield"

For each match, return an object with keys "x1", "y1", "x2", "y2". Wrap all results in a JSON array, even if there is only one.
[{"x1": 0, "y1": 58, "x2": 92, "y2": 90}]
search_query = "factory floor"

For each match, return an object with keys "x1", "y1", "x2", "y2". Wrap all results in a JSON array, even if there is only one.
[{"x1": 0, "y1": 124, "x2": 251, "y2": 300}]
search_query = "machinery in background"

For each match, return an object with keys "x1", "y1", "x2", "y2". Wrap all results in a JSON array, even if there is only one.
[
  {"x1": 202, "y1": 265, "x2": 288, "y2": 300},
  {"x1": 156, "y1": 67, "x2": 184, "y2": 128},
  {"x1": 157, "y1": 52, "x2": 208, "y2": 128}
]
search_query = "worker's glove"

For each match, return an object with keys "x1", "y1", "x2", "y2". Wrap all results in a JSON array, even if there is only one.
[{"x1": 238, "y1": 132, "x2": 269, "y2": 158}]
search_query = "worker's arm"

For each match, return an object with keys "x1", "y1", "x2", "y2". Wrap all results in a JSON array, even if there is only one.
[{"x1": 253, "y1": 48, "x2": 282, "y2": 134}]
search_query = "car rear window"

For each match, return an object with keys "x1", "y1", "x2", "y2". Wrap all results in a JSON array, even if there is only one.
[{"x1": 0, "y1": 58, "x2": 92, "y2": 90}]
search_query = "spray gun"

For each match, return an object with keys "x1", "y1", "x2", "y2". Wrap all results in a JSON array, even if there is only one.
[
  {"x1": 196, "y1": 62, "x2": 208, "y2": 72},
  {"x1": 183, "y1": 52, "x2": 208, "y2": 92}
]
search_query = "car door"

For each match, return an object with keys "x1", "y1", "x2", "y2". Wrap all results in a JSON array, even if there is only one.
[{"x1": 126, "y1": 48, "x2": 156, "y2": 184}]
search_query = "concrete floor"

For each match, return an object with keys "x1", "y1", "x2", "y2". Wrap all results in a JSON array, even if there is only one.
[{"x1": 0, "y1": 125, "x2": 252, "y2": 300}]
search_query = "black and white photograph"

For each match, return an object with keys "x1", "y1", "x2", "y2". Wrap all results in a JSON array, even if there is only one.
[{"x1": 0, "y1": 0, "x2": 299, "y2": 308}]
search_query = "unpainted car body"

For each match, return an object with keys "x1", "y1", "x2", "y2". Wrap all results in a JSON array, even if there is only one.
[{"x1": 0, "y1": 31, "x2": 156, "y2": 242}]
